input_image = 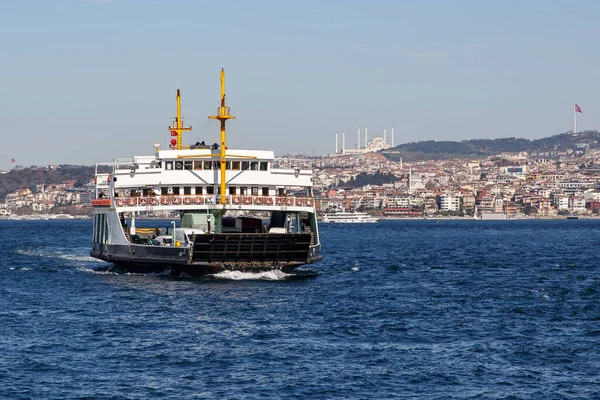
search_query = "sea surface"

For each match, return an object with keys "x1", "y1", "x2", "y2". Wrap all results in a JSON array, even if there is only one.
[{"x1": 1, "y1": 219, "x2": 599, "y2": 399}]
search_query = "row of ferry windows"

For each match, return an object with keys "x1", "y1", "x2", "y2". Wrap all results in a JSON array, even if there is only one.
[
  {"x1": 164, "y1": 160, "x2": 268, "y2": 171},
  {"x1": 124, "y1": 187, "x2": 285, "y2": 196}
]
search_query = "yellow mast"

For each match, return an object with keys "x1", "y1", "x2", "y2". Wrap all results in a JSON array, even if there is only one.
[
  {"x1": 170, "y1": 89, "x2": 192, "y2": 150},
  {"x1": 209, "y1": 68, "x2": 235, "y2": 205}
]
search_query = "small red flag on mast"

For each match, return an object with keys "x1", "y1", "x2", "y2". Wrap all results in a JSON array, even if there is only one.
[
  {"x1": 575, "y1": 104, "x2": 582, "y2": 113},
  {"x1": 10, "y1": 158, "x2": 15, "y2": 162}
]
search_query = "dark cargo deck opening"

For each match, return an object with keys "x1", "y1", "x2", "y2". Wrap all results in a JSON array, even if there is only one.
[{"x1": 192, "y1": 233, "x2": 312, "y2": 263}]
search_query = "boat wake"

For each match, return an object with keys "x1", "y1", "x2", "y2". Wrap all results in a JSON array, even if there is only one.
[
  {"x1": 15, "y1": 248, "x2": 104, "y2": 264},
  {"x1": 211, "y1": 270, "x2": 290, "y2": 281}
]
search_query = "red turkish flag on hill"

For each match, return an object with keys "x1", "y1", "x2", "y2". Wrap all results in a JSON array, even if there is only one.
[
  {"x1": 10, "y1": 158, "x2": 15, "y2": 162},
  {"x1": 575, "y1": 104, "x2": 582, "y2": 113}
]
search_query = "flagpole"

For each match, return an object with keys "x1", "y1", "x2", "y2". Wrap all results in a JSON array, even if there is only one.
[{"x1": 574, "y1": 103, "x2": 577, "y2": 134}]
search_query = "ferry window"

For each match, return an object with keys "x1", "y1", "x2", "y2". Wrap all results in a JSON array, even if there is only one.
[
  {"x1": 184, "y1": 161, "x2": 193, "y2": 170},
  {"x1": 161, "y1": 187, "x2": 168, "y2": 195},
  {"x1": 240, "y1": 187, "x2": 247, "y2": 195},
  {"x1": 175, "y1": 161, "x2": 184, "y2": 170},
  {"x1": 207, "y1": 186, "x2": 215, "y2": 195},
  {"x1": 251, "y1": 187, "x2": 259, "y2": 195},
  {"x1": 184, "y1": 186, "x2": 191, "y2": 195},
  {"x1": 173, "y1": 187, "x2": 180, "y2": 195},
  {"x1": 215, "y1": 161, "x2": 221, "y2": 170},
  {"x1": 229, "y1": 187, "x2": 236, "y2": 195},
  {"x1": 195, "y1": 186, "x2": 203, "y2": 195},
  {"x1": 165, "y1": 161, "x2": 173, "y2": 170},
  {"x1": 226, "y1": 161, "x2": 231, "y2": 170},
  {"x1": 241, "y1": 161, "x2": 249, "y2": 170},
  {"x1": 232, "y1": 161, "x2": 240, "y2": 170},
  {"x1": 260, "y1": 162, "x2": 268, "y2": 171},
  {"x1": 142, "y1": 188, "x2": 149, "y2": 196},
  {"x1": 204, "y1": 161, "x2": 212, "y2": 170},
  {"x1": 193, "y1": 161, "x2": 202, "y2": 170},
  {"x1": 262, "y1": 187, "x2": 269, "y2": 196},
  {"x1": 278, "y1": 188, "x2": 285, "y2": 196},
  {"x1": 250, "y1": 162, "x2": 259, "y2": 171}
]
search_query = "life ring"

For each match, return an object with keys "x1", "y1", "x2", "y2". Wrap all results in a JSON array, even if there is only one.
[
  {"x1": 265, "y1": 197, "x2": 273, "y2": 205},
  {"x1": 161, "y1": 197, "x2": 170, "y2": 205},
  {"x1": 243, "y1": 197, "x2": 252, "y2": 205},
  {"x1": 254, "y1": 197, "x2": 263, "y2": 205},
  {"x1": 139, "y1": 198, "x2": 148, "y2": 206},
  {"x1": 116, "y1": 198, "x2": 125, "y2": 207},
  {"x1": 127, "y1": 198, "x2": 137, "y2": 206},
  {"x1": 149, "y1": 197, "x2": 158, "y2": 206},
  {"x1": 183, "y1": 197, "x2": 193, "y2": 205},
  {"x1": 296, "y1": 198, "x2": 303, "y2": 206},
  {"x1": 285, "y1": 198, "x2": 293, "y2": 206},
  {"x1": 276, "y1": 197, "x2": 284, "y2": 206},
  {"x1": 172, "y1": 197, "x2": 181, "y2": 205},
  {"x1": 194, "y1": 196, "x2": 204, "y2": 205},
  {"x1": 306, "y1": 198, "x2": 314, "y2": 207},
  {"x1": 233, "y1": 196, "x2": 242, "y2": 205}
]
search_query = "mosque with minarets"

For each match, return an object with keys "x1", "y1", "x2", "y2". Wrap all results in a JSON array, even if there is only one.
[{"x1": 333, "y1": 126, "x2": 395, "y2": 155}]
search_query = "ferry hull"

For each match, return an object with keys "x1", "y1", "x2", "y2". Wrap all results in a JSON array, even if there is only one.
[{"x1": 91, "y1": 238, "x2": 322, "y2": 277}]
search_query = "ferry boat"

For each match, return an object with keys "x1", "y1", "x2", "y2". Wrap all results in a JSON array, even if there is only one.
[
  {"x1": 321, "y1": 212, "x2": 379, "y2": 223},
  {"x1": 90, "y1": 69, "x2": 322, "y2": 276}
]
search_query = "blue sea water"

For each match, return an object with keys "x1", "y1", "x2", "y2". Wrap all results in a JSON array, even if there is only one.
[{"x1": 1, "y1": 219, "x2": 600, "y2": 399}]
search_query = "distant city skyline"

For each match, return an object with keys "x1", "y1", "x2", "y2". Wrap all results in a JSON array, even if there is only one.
[{"x1": 1, "y1": 0, "x2": 599, "y2": 169}]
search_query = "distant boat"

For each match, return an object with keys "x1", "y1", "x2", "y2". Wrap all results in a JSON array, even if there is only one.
[
  {"x1": 566, "y1": 214, "x2": 579, "y2": 220},
  {"x1": 321, "y1": 212, "x2": 379, "y2": 223},
  {"x1": 51, "y1": 214, "x2": 75, "y2": 220}
]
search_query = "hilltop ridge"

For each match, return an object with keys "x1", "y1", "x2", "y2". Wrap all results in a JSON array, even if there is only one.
[{"x1": 382, "y1": 130, "x2": 600, "y2": 162}]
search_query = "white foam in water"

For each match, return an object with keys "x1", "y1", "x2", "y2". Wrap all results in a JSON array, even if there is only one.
[{"x1": 212, "y1": 270, "x2": 289, "y2": 281}]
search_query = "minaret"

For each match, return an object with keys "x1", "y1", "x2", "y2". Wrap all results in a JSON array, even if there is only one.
[
  {"x1": 384, "y1": 127, "x2": 387, "y2": 144},
  {"x1": 357, "y1": 127, "x2": 361, "y2": 149},
  {"x1": 208, "y1": 68, "x2": 235, "y2": 205},
  {"x1": 335, "y1": 132, "x2": 338, "y2": 154},
  {"x1": 365, "y1": 127, "x2": 368, "y2": 150},
  {"x1": 408, "y1": 166, "x2": 412, "y2": 192},
  {"x1": 342, "y1": 131, "x2": 346, "y2": 154},
  {"x1": 391, "y1": 125, "x2": 394, "y2": 147}
]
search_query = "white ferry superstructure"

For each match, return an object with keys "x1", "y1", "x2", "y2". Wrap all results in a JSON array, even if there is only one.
[{"x1": 90, "y1": 69, "x2": 322, "y2": 276}]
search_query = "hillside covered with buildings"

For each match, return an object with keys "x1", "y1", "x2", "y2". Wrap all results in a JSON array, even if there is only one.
[{"x1": 2, "y1": 130, "x2": 600, "y2": 218}]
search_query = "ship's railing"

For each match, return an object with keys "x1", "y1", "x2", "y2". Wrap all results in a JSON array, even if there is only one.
[
  {"x1": 114, "y1": 158, "x2": 138, "y2": 171},
  {"x1": 104, "y1": 195, "x2": 315, "y2": 208},
  {"x1": 216, "y1": 107, "x2": 231, "y2": 117}
]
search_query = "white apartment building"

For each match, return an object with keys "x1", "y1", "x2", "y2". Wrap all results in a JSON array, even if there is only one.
[
  {"x1": 554, "y1": 195, "x2": 570, "y2": 210},
  {"x1": 440, "y1": 194, "x2": 460, "y2": 212}
]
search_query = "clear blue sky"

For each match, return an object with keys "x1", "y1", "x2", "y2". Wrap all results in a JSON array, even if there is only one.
[{"x1": 1, "y1": 0, "x2": 599, "y2": 169}]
